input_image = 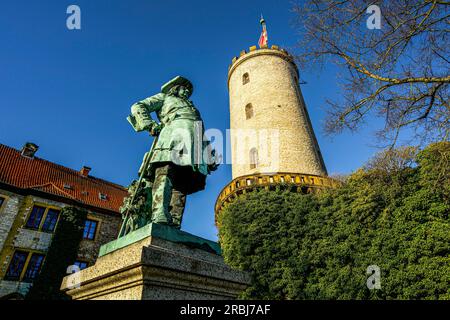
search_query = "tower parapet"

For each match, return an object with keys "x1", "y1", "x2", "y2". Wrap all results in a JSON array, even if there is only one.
[{"x1": 228, "y1": 45, "x2": 298, "y2": 88}]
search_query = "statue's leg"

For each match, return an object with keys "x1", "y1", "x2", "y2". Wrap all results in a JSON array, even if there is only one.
[
  {"x1": 151, "y1": 164, "x2": 174, "y2": 225},
  {"x1": 169, "y1": 189, "x2": 186, "y2": 229}
]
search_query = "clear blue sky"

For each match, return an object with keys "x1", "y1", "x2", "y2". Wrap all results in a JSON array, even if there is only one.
[{"x1": 0, "y1": 1, "x2": 382, "y2": 241}]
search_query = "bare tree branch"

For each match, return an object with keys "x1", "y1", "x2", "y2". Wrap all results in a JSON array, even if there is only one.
[{"x1": 292, "y1": 0, "x2": 450, "y2": 147}]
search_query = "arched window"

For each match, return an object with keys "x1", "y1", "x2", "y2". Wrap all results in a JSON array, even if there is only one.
[
  {"x1": 245, "y1": 103, "x2": 254, "y2": 120},
  {"x1": 249, "y1": 148, "x2": 258, "y2": 169},
  {"x1": 242, "y1": 73, "x2": 250, "y2": 85}
]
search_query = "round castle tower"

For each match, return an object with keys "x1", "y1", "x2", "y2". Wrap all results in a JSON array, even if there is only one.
[
  {"x1": 228, "y1": 45, "x2": 327, "y2": 178},
  {"x1": 215, "y1": 45, "x2": 338, "y2": 221}
]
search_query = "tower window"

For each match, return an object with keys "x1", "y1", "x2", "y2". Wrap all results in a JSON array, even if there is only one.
[
  {"x1": 249, "y1": 148, "x2": 258, "y2": 170},
  {"x1": 245, "y1": 103, "x2": 254, "y2": 120},
  {"x1": 242, "y1": 73, "x2": 250, "y2": 85}
]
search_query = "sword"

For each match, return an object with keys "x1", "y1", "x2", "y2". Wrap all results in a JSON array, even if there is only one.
[{"x1": 118, "y1": 118, "x2": 160, "y2": 239}]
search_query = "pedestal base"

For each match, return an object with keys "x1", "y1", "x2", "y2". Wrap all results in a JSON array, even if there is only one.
[{"x1": 61, "y1": 224, "x2": 250, "y2": 300}]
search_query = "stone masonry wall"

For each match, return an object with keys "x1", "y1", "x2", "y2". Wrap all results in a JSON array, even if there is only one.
[{"x1": 0, "y1": 189, "x2": 23, "y2": 256}]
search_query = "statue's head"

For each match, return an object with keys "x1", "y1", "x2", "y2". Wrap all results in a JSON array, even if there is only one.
[
  {"x1": 168, "y1": 85, "x2": 191, "y2": 99},
  {"x1": 161, "y1": 76, "x2": 193, "y2": 99}
]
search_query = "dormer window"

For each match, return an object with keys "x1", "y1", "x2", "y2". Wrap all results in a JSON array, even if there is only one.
[
  {"x1": 63, "y1": 184, "x2": 73, "y2": 190},
  {"x1": 242, "y1": 73, "x2": 250, "y2": 85},
  {"x1": 99, "y1": 193, "x2": 107, "y2": 201}
]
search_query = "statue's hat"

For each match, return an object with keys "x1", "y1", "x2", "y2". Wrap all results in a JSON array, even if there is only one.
[{"x1": 161, "y1": 76, "x2": 193, "y2": 95}]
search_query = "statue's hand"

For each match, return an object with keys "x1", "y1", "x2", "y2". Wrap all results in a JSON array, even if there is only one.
[
  {"x1": 149, "y1": 123, "x2": 162, "y2": 136},
  {"x1": 208, "y1": 162, "x2": 220, "y2": 172},
  {"x1": 208, "y1": 150, "x2": 221, "y2": 172}
]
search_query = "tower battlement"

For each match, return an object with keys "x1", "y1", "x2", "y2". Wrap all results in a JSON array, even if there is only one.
[{"x1": 228, "y1": 45, "x2": 298, "y2": 87}]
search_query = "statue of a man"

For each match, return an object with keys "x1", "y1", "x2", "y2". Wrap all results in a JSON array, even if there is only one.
[{"x1": 122, "y1": 76, "x2": 218, "y2": 233}]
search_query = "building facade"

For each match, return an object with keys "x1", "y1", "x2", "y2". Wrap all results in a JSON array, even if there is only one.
[
  {"x1": 215, "y1": 45, "x2": 339, "y2": 220},
  {"x1": 0, "y1": 143, "x2": 127, "y2": 298}
]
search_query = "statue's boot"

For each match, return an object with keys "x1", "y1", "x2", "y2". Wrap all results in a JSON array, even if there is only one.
[
  {"x1": 169, "y1": 190, "x2": 186, "y2": 229},
  {"x1": 151, "y1": 165, "x2": 174, "y2": 225}
]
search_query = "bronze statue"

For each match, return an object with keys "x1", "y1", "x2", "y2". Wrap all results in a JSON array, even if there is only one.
[{"x1": 119, "y1": 76, "x2": 219, "y2": 237}]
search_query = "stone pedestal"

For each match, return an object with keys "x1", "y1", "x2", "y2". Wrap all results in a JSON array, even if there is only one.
[{"x1": 60, "y1": 224, "x2": 250, "y2": 300}]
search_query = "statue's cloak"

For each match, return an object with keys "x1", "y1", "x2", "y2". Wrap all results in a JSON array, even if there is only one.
[{"x1": 134, "y1": 93, "x2": 213, "y2": 194}]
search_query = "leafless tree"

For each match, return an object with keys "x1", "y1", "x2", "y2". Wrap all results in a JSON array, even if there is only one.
[
  {"x1": 364, "y1": 145, "x2": 418, "y2": 172},
  {"x1": 292, "y1": 0, "x2": 449, "y2": 147}
]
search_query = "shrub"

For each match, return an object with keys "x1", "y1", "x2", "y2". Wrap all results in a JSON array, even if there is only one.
[{"x1": 218, "y1": 142, "x2": 450, "y2": 299}]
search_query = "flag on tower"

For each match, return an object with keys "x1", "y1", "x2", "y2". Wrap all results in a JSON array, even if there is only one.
[{"x1": 258, "y1": 15, "x2": 268, "y2": 48}]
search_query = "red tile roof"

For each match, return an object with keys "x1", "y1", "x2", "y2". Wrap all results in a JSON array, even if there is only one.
[{"x1": 0, "y1": 144, "x2": 127, "y2": 213}]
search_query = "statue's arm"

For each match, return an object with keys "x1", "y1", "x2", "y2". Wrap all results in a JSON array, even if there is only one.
[{"x1": 130, "y1": 93, "x2": 165, "y2": 132}]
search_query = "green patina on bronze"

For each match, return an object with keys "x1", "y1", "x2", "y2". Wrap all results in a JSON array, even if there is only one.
[
  {"x1": 99, "y1": 223, "x2": 221, "y2": 257},
  {"x1": 119, "y1": 76, "x2": 219, "y2": 237}
]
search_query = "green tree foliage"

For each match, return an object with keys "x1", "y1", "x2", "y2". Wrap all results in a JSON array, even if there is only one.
[
  {"x1": 26, "y1": 206, "x2": 87, "y2": 300},
  {"x1": 218, "y1": 142, "x2": 450, "y2": 299}
]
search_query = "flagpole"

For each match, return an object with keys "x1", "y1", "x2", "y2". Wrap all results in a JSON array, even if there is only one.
[
  {"x1": 258, "y1": 15, "x2": 268, "y2": 48},
  {"x1": 260, "y1": 14, "x2": 265, "y2": 26}
]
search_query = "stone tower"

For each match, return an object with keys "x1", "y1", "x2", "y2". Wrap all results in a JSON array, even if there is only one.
[
  {"x1": 228, "y1": 45, "x2": 327, "y2": 178},
  {"x1": 215, "y1": 45, "x2": 337, "y2": 220}
]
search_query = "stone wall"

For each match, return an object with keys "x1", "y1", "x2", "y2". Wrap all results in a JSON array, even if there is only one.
[
  {"x1": 0, "y1": 281, "x2": 31, "y2": 298},
  {"x1": 0, "y1": 190, "x2": 23, "y2": 255}
]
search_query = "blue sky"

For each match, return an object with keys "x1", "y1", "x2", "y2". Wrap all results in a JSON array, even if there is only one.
[{"x1": 0, "y1": 1, "x2": 383, "y2": 241}]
